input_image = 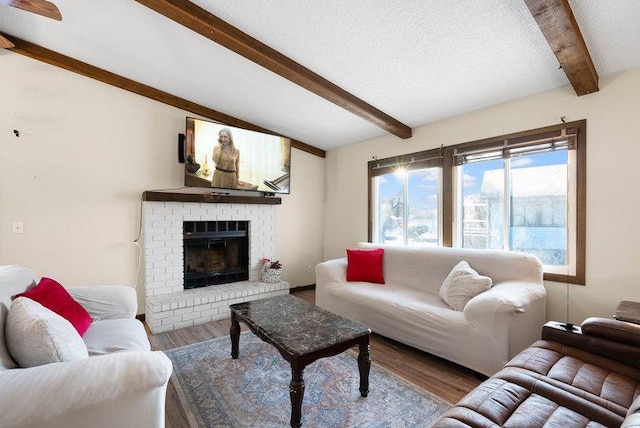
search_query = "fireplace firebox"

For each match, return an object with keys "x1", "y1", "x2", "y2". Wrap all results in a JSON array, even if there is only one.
[{"x1": 183, "y1": 220, "x2": 249, "y2": 289}]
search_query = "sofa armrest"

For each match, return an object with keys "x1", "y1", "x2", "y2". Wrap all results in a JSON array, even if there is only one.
[
  {"x1": 316, "y1": 257, "x2": 347, "y2": 282},
  {"x1": 68, "y1": 286, "x2": 137, "y2": 320},
  {"x1": 463, "y1": 282, "x2": 546, "y2": 361},
  {"x1": 315, "y1": 258, "x2": 347, "y2": 286},
  {"x1": 315, "y1": 258, "x2": 348, "y2": 309},
  {"x1": 581, "y1": 317, "x2": 640, "y2": 347},
  {"x1": 0, "y1": 351, "x2": 172, "y2": 428},
  {"x1": 464, "y1": 282, "x2": 546, "y2": 326},
  {"x1": 543, "y1": 319, "x2": 640, "y2": 369}
]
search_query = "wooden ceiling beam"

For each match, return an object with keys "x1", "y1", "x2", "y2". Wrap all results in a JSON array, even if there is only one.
[
  {"x1": 134, "y1": 0, "x2": 412, "y2": 139},
  {"x1": 0, "y1": 32, "x2": 15, "y2": 48},
  {"x1": 3, "y1": 33, "x2": 325, "y2": 158},
  {"x1": 524, "y1": 0, "x2": 599, "y2": 96}
]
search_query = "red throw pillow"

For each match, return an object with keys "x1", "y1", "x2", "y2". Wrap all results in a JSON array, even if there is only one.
[
  {"x1": 16, "y1": 277, "x2": 92, "y2": 336},
  {"x1": 346, "y1": 248, "x2": 385, "y2": 284}
]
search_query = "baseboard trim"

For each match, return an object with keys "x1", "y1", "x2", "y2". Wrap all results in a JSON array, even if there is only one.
[{"x1": 291, "y1": 284, "x2": 315, "y2": 292}]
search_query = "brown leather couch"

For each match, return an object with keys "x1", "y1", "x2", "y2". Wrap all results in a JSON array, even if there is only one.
[{"x1": 433, "y1": 318, "x2": 640, "y2": 427}]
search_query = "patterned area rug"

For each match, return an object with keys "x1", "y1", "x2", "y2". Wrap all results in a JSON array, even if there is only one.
[{"x1": 165, "y1": 332, "x2": 451, "y2": 427}]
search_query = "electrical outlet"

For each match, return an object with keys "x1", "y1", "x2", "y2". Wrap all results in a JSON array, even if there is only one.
[
  {"x1": 307, "y1": 265, "x2": 312, "y2": 273},
  {"x1": 12, "y1": 221, "x2": 24, "y2": 234}
]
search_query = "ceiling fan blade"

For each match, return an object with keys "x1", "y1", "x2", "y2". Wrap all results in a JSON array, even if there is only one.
[
  {"x1": 1, "y1": 0, "x2": 62, "y2": 21},
  {"x1": 0, "y1": 33, "x2": 15, "y2": 48}
]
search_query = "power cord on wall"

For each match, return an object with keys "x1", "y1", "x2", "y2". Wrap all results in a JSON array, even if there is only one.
[
  {"x1": 559, "y1": 261, "x2": 578, "y2": 332},
  {"x1": 132, "y1": 196, "x2": 144, "y2": 292}
]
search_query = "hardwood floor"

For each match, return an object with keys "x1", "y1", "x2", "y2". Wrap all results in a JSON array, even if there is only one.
[{"x1": 148, "y1": 288, "x2": 482, "y2": 428}]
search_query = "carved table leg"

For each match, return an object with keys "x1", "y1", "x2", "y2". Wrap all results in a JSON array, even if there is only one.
[
  {"x1": 358, "y1": 336, "x2": 371, "y2": 397},
  {"x1": 289, "y1": 364, "x2": 305, "y2": 428},
  {"x1": 230, "y1": 312, "x2": 240, "y2": 359}
]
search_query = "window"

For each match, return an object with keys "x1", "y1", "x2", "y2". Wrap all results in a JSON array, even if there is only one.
[
  {"x1": 369, "y1": 120, "x2": 586, "y2": 284},
  {"x1": 369, "y1": 149, "x2": 442, "y2": 247},
  {"x1": 454, "y1": 142, "x2": 576, "y2": 276}
]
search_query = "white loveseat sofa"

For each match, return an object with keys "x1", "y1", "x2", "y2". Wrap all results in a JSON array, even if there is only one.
[
  {"x1": 0, "y1": 265, "x2": 173, "y2": 428},
  {"x1": 316, "y1": 243, "x2": 546, "y2": 376}
]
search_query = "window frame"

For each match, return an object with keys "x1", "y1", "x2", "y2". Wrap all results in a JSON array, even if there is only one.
[{"x1": 368, "y1": 120, "x2": 586, "y2": 285}]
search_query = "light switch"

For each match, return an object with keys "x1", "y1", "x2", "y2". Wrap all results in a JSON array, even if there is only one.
[{"x1": 12, "y1": 221, "x2": 24, "y2": 234}]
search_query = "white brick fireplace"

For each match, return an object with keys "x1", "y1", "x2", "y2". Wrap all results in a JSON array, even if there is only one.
[{"x1": 142, "y1": 195, "x2": 289, "y2": 333}]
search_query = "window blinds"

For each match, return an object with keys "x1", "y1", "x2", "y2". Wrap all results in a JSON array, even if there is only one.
[
  {"x1": 453, "y1": 132, "x2": 577, "y2": 166},
  {"x1": 369, "y1": 148, "x2": 442, "y2": 177}
]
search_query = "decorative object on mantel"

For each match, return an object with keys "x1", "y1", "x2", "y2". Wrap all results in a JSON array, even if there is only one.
[
  {"x1": 185, "y1": 155, "x2": 200, "y2": 174},
  {"x1": 201, "y1": 154, "x2": 210, "y2": 176},
  {"x1": 261, "y1": 258, "x2": 282, "y2": 283}
]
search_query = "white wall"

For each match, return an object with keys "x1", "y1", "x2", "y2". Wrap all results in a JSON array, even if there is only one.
[
  {"x1": 277, "y1": 149, "x2": 324, "y2": 286},
  {"x1": 0, "y1": 51, "x2": 324, "y2": 312},
  {"x1": 323, "y1": 67, "x2": 640, "y2": 324}
]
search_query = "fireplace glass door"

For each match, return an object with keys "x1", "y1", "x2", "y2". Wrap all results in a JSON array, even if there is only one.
[{"x1": 183, "y1": 221, "x2": 249, "y2": 288}]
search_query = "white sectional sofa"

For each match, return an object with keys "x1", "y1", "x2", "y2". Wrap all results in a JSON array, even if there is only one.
[
  {"x1": 0, "y1": 265, "x2": 173, "y2": 428},
  {"x1": 316, "y1": 243, "x2": 547, "y2": 376}
]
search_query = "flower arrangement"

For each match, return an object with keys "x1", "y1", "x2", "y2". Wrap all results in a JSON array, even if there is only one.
[
  {"x1": 261, "y1": 258, "x2": 282, "y2": 283},
  {"x1": 261, "y1": 258, "x2": 282, "y2": 269}
]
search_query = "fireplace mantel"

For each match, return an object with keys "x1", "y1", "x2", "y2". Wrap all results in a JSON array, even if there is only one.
[{"x1": 143, "y1": 188, "x2": 281, "y2": 204}]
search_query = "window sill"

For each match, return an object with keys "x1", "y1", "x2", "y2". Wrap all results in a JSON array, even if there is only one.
[{"x1": 544, "y1": 272, "x2": 585, "y2": 285}]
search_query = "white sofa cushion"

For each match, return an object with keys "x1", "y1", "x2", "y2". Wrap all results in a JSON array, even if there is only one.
[
  {"x1": 439, "y1": 261, "x2": 492, "y2": 311},
  {"x1": 68, "y1": 286, "x2": 138, "y2": 320},
  {"x1": 6, "y1": 297, "x2": 89, "y2": 367},
  {"x1": 83, "y1": 318, "x2": 151, "y2": 355}
]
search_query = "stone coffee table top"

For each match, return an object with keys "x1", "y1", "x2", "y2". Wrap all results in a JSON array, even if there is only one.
[{"x1": 229, "y1": 294, "x2": 370, "y2": 357}]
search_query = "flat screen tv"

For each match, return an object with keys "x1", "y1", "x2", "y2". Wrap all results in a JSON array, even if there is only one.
[{"x1": 184, "y1": 117, "x2": 291, "y2": 194}]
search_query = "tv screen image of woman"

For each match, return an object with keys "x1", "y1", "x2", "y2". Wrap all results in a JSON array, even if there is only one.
[
  {"x1": 184, "y1": 117, "x2": 292, "y2": 194},
  {"x1": 212, "y1": 128, "x2": 240, "y2": 189}
]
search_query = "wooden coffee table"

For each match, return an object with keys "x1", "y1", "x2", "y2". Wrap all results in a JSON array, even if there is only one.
[{"x1": 229, "y1": 294, "x2": 371, "y2": 428}]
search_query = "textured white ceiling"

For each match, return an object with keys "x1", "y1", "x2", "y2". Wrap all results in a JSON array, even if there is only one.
[{"x1": 1, "y1": 0, "x2": 639, "y2": 151}]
